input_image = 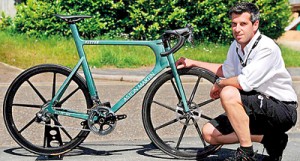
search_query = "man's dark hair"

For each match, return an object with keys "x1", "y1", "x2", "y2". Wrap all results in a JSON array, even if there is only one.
[{"x1": 228, "y1": 2, "x2": 260, "y2": 23}]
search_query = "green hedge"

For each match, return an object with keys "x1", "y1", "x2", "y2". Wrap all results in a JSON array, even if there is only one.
[{"x1": 0, "y1": 0, "x2": 292, "y2": 42}]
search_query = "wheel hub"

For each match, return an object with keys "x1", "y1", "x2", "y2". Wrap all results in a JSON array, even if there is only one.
[{"x1": 176, "y1": 102, "x2": 201, "y2": 125}]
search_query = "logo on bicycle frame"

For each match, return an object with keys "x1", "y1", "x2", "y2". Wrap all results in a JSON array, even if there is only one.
[
  {"x1": 85, "y1": 40, "x2": 101, "y2": 44},
  {"x1": 123, "y1": 72, "x2": 155, "y2": 102}
]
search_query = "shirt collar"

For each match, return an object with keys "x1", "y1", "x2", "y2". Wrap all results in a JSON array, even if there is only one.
[{"x1": 236, "y1": 30, "x2": 261, "y2": 54}]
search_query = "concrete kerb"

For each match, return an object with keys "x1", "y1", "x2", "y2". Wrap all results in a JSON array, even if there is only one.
[
  {"x1": 90, "y1": 69, "x2": 300, "y2": 83},
  {"x1": 2, "y1": 62, "x2": 300, "y2": 83},
  {"x1": 0, "y1": 62, "x2": 24, "y2": 72},
  {"x1": 98, "y1": 73, "x2": 300, "y2": 82},
  {"x1": 92, "y1": 74, "x2": 146, "y2": 82}
]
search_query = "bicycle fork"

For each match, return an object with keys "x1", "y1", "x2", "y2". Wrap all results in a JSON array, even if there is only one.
[{"x1": 166, "y1": 54, "x2": 190, "y2": 113}]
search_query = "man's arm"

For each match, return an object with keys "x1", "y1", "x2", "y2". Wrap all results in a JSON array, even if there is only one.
[
  {"x1": 176, "y1": 57, "x2": 224, "y2": 77},
  {"x1": 210, "y1": 76, "x2": 243, "y2": 99},
  {"x1": 216, "y1": 76, "x2": 242, "y2": 90}
]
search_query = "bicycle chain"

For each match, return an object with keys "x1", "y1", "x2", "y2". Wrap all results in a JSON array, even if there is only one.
[
  {"x1": 36, "y1": 104, "x2": 117, "y2": 132},
  {"x1": 37, "y1": 122, "x2": 91, "y2": 132}
]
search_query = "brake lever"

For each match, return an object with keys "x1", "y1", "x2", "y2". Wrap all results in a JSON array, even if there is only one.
[
  {"x1": 187, "y1": 33, "x2": 194, "y2": 46},
  {"x1": 185, "y1": 24, "x2": 194, "y2": 46}
]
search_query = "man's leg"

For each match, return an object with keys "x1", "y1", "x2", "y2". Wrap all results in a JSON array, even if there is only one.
[
  {"x1": 203, "y1": 86, "x2": 261, "y2": 160},
  {"x1": 219, "y1": 86, "x2": 252, "y2": 147},
  {"x1": 202, "y1": 122, "x2": 263, "y2": 145},
  {"x1": 202, "y1": 86, "x2": 264, "y2": 145}
]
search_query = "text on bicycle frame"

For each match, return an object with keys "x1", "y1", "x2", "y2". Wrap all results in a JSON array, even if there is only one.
[{"x1": 123, "y1": 72, "x2": 155, "y2": 102}]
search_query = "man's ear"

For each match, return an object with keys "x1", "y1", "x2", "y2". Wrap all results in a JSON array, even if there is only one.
[{"x1": 253, "y1": 20, "x2": 259, "y2": 32}]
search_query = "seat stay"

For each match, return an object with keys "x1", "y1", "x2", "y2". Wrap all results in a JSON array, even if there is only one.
[{"x1": 54, "y1": 14, "x2": 91, "y2": 24}]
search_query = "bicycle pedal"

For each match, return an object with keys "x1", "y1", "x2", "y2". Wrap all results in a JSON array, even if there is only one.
[
  {"x1": 116, "y1": 114, "x2": 127, "y2": 121},
  {"x1": 101, "y1": 102, "x2": 111, "y2": 108}
]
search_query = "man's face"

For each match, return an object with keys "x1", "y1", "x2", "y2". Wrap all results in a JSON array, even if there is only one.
[{"x1": 231, "y1": 12, "x2": 259, "y2": 49}]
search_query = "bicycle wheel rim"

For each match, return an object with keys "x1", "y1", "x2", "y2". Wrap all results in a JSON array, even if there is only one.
[
  {"x1": 143, "y1": 67, "x2": 222, "y2": 159},
  {"x1": 3, "y1": 64, "x2": 92, "y2": 155}
]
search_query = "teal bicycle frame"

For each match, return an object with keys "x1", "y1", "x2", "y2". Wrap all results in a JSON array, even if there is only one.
[{"x1": 45, "y1": 23, "x2": 190, "y2": 120}]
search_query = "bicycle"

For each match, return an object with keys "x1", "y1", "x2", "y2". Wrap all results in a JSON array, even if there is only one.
[{"x1": 3, "y1": 14, "x2": 223, "y2": 159}]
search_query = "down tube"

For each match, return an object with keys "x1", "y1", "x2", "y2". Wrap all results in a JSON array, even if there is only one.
[{"x1": 111, "y1": 67, "x2": 163, "y2": 112}]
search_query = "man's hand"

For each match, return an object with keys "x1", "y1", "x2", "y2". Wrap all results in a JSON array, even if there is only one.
[
  {"x1": 175, "y1": 57, "x2": 194, "y2": 69},
  {"x1": 210, "y1": 83, "x2": 222, "y2": 99}
]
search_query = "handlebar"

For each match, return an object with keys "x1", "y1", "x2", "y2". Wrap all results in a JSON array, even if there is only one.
[{"x1": 161, "y1": 24, "x2": 193, "y2": 57}]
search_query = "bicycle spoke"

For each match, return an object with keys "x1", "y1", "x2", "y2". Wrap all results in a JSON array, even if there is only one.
[
  {"x1": 58, "y1": 87, "x2": 80, "y2": 106},
  {"x1": 52, "y1": 72, "x2": 57, "y2": 99},
  {"x1": 27, "y1": 80, "x2": 47, "y2": 104},
  {"x1": 50, "y1": 116, "x2": 73, "y2": 140},
  {"x1": 171, "y1": 79, "x2": 181, "y2": 100},
  {"x1": 19, "y1": 117, "x2": 36, "y2": 133},
  {"x1": 153, "y1": 100, "x2": 176, "y2": 112},
  {"x1": 12, "y1": 103, "x2": 42, "y2": 108},
  {"x1": 200, "y1": 113, "x2": 212, "y2": 121},
  {"x1": 192, "y1": 118, "x2": 207, "y2": 147},
  {"x1": 198, "y1": 98, "x2": 215, "y2": 107},
  {"x1": 175, "y1": 119, "x2": 189, "y2": 149},
  {"x1": 188, "y1": 76, "x2": 200, "y2": 103},
  {"x1": 154, "y1": 118, "x2": 179, "y2": 131}
]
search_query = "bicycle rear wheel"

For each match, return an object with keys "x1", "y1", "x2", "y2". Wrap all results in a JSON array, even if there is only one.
[
  {"x1": 142, "y1": 67, "x2": 223, "y2": 159},
  {"x1": 3, "y1": 64, "x2": 92, "y2": 155}
]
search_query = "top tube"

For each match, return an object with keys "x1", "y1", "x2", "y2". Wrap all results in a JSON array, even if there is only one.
[{"x1": 69, "y1": 23, "x2": 169, "y2": 68}]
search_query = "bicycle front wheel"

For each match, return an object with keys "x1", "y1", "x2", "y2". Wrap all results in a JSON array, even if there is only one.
[
  {"x1": 142, "y1": 67, "x2": 223, "y2": 159},
  {"x1": 3, "y1": 64, "x2": 92, "y2": 155}
]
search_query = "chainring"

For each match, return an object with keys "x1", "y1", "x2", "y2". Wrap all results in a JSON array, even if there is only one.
[{"x1": 87, "y1": 106, "x2": 116, "y2": 135}]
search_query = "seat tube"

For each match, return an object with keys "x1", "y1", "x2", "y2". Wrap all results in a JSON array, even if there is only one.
[
  {"x1": 166, "y1": 54, "x2": 190, "y2": 112},
  {"x1": 70, "y1": 24, "x2": 100, "y2": 101}
]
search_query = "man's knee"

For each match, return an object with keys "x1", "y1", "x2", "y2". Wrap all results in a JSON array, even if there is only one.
[
  {"x1": 219, "y1": 86, "x2": 240, "y2": 101},
  {"x1": 219, "y1": 86, "x2": 242, "y2": 108}
]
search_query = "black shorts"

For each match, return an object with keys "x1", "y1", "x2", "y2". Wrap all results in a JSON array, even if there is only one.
[{"x1": 209, "y1": 90, "x2": 297, "y2": 135}]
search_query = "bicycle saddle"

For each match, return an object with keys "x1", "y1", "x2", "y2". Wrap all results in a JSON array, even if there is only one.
[{"x1": 54, "y1": 14, "x2": 91, "y2": 24}]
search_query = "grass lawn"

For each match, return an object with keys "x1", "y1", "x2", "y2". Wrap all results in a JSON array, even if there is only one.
[{"x1": 1, "y1": 31, "x2": 300, "y2": 69}]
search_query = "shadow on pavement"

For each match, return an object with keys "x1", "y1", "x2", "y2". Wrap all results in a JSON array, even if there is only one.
[{"x1": 2, "y1": 142, "x2": 267, "y2": 161}]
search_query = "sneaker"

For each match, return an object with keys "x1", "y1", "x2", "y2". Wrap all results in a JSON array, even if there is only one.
[
  {"x1": 225, "y1": 147, "x2": 257, "y2": 161},
  {"x1": 261, "y1": 133, "x2": 288, "y2": 161},
  {"x1": 197, "y1": 144, "x2": 223, "y2": 158}
]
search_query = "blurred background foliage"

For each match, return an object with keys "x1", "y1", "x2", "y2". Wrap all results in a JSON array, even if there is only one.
[{"x1": 0, "y1": 0, "x2": 292, "y2": 43}]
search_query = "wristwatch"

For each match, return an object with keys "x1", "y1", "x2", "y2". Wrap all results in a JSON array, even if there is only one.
[{"x1": 215, "y1": 78, "x2": 223, "y2": 88}]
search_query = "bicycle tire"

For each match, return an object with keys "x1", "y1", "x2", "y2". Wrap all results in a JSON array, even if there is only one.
[
  {"x1": 142, "y1": 67, "x2": 223, "y2": 159},
  {"x1": 3, "y1": 64, "x2": 92, "y2": 155}
]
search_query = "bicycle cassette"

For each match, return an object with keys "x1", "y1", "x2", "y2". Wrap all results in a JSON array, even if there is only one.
[{"x1": 87, "y1": 106, "x2": 116, "y2": 135}]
